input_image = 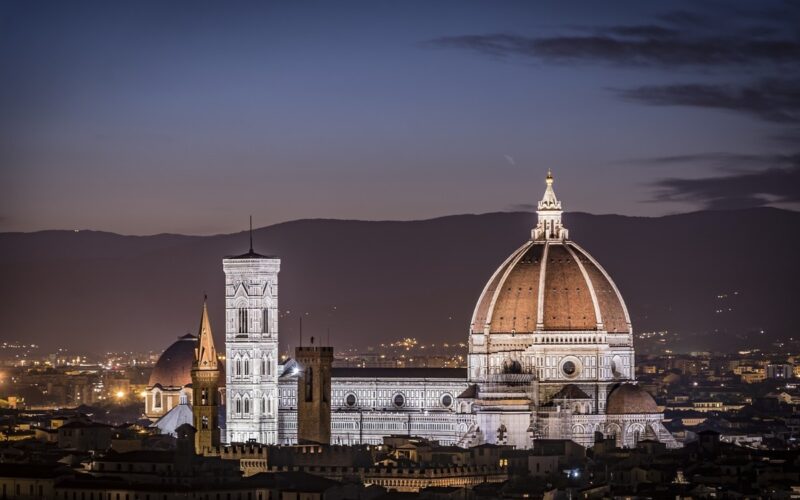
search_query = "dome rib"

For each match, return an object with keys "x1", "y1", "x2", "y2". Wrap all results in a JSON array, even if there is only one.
[
  {"x1": 535, "y1": 242, "x2": 550, "y2": 329},
  {"x1": 471, "y1": 241, "x2": 531, "y2": 333},
  {"x1": 487, "y1": 243, "x2": 544, "y2": 334},
  {"x1": 542, "y1": 244, "x2": 597, "y2": 331},
  {"x1": 564, "y1": 244, "x2": 604, "y2": 330},
  {"x1": 570, "y1": 242, "x2": 632, "y2": 333},
  {"x1": 485, "y1": 241, "x2": 534, "y2": 331}
]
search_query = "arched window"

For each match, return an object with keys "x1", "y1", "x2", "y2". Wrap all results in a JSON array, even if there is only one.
[
  {"x1": 261, "y1": 357, "x2": 266, "y2": 375},
  {"x1": 201, "y1": 415, "x2": 209, "y2": 430},
  {"x1": 238, "y1": 308, "x2": 248, "y2": 334},
  {"x1": 244, "y1": 357, "x2": 250, "y2": 376},
  {"x1": 235, "y1": 398, "x2": 242, "y2": 414},
  {"x1": 244, "y1": 397, "x2": 250, "y2": 415},
  {"x1": 305, "y1": 368, "x2": 313, "y2": 402},
  {"x1": 235, "y1": 357, "x2": 242, "y2": 376},
  {"x1": 154, "y1": 391, "x2": 162, "y2": 409},
  {"x1": 267, "y1": 396, "x2": 273, "y2": 414},
  {"x1": 262, "y1": 309, "x2": 269, "y2": 333},
  {"x1": 261, "y1": 396, "x2": 266, "y2": 413}
]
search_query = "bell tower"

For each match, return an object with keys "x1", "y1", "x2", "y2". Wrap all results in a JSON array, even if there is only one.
[
  {"x1": 191, "y1": 298, "x2": 221, "y2": 454},
  {"x1": 223, "y1": 219, "x2": 281, "y2": 444}
]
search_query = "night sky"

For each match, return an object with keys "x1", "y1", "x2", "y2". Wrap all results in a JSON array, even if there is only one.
[{"x1": 1, "y1": 1, "x2": 798, "y2": 235}]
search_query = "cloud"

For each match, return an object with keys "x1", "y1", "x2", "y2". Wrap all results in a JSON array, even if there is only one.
[
  {"x1": 424, "y1": 30, "x2": 800, "y2": 68},
  {"x1": 622, "y1": 152, "x2": 800, "y2": 169},
  {"x1": 424, "y1": 4, "x2": 800, "y2": 69},
  {"x1": 504, "y1": 154, "x2": 516, "y2": 166},
  {"x1": 598, "y1": 25, "x2": 680, "y2": 38},
  {"x1": 507, "y1": 203, "x2": 536, "y2": 212},
  {"x1": 770, "y1": 128, "x2": 800, "y2": 146},
  {"x1": 649, "y1": 156, "x2": 800, "y2": 210},
  {"x1": 615, "y1": 79, "x2": 800, "y2": 123}
]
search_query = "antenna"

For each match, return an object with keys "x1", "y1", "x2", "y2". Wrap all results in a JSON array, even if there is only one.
[
  {"x1": 299, "y1": 317, "x2": 303, "y2": 348},
  {"x1": 249, "y1": 215, "x2": 253, "y2": 252}
]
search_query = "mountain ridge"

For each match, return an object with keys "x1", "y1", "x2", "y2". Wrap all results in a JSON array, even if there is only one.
[
  {"x1": 6, "y1": 206, "x2": 792, "y2": 238},
  {"x1": 1, "y1": 207, "x2": 797, "y2": 353}
]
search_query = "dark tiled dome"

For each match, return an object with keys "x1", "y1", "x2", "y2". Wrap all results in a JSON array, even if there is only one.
[
  {"x1": 606, "y1": 384, "x2": 659, "y2": 414},
  {"x1": 148, "y1": 334, "x2": 197, "y2": 388}
]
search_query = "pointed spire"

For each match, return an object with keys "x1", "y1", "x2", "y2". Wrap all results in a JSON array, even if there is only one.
[
  {"x1": 195, "y1": 296, "x2": 219, "y2": 371},
  {"x1": 532, "y1": 170, "x2": 569, "y2": 241}
]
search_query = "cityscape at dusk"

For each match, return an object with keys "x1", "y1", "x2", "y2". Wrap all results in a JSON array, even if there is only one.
[{"x1": 1, "y1": 1, "x2": 799, "y2": 498}]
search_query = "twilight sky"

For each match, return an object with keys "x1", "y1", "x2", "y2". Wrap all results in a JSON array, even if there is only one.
[{"x1": 1, "y1": 0, "x2": 798, "y2": 235}]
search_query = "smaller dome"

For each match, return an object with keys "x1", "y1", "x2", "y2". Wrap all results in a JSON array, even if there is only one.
[
  {"x1": 607, "y1": 384, "x2": 659, "y2": 414},
  {"x1": 148, "y1": 334, "x2": 197, "y2": 388}
]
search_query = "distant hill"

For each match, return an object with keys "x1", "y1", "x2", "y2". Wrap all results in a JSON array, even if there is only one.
[{"x1": 1, "y1": 208, "x2": 797, "y2": 353}]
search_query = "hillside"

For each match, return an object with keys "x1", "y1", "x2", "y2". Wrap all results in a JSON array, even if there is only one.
[{"x1": 0, "y1": 208, "x2": 797, "y2": 353}]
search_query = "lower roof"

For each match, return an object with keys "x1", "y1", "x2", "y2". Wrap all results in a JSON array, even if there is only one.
[{"x1": 331, "y1": 367, "x2": 467, "y2": 379}]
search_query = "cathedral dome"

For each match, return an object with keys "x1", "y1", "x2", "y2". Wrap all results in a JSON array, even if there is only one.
[
  {"x1": 606, "y1": 383, "x2": 659, "y2": 414},
  {"x1": 470, "y1": 173, "x2": 630, "y2": 335},
  {"x1": 148, "y1": 334, "x2": 197, "y2": 388}
]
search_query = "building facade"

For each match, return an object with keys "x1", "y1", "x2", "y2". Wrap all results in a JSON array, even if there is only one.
[
  {"x1": 223, "y1": 245, "x2": 281, "y2": 444},
  {"x1": 145, "y1": 174, "x2": 677, "y2": 450}
]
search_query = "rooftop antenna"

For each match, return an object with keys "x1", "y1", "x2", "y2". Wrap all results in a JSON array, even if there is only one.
[
  {"x1": 249, "y1": 215, "x2": 253, "y2": 253},
  {"x1": 299, "y1": 317, "x2": 303, "y2": 348}
]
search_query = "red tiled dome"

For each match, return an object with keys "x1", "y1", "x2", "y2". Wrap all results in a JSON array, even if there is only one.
[{"x1": 470, "y1": 240, "x2": 630, "y2": 335}]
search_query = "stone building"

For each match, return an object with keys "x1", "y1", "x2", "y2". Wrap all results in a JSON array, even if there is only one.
[{"x1": 144, "y1": 173, "x2": 677, "y2": 450}]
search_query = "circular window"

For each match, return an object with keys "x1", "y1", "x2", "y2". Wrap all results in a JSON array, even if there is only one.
[
  {"x1": 345, "y1": 393, "x2": 357, "y2": 407},
  {"x1": 441, "y1": 394, "x2": 453, "y2": 408},
  {"x1": 562, "y1": 361, "x2": 577, "y2": 376},
  {"x1": 393, "y1": 393, "x2": 405, "y2": 408}
]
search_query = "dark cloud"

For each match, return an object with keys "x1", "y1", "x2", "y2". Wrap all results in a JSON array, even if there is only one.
[
  {"x1": 599, "y1": 25, "x2": 679, "y2": 38},
  {"x1": 615, "y1": 79, "x2": 800, "y2": 123},
  {"x1": 650, "y1": 160, "x2": 800, "y2": 210},
  {"x1": 424, "y1": 4, "x2": 800, "y2": 68},
  {"x1": 425, "y1": 31, "x2": 800, "y2": 68},
  {"x1": 623, "y1": 152, "x2": 800, "y2": 169},
  {"x1": 770, "y1": 128, "x2": 800, "y2": 146}
]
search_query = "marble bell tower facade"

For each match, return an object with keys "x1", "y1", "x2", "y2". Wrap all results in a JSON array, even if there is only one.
[{"x1": 223, "y1": 235, "x2": 281, "y2": 444}]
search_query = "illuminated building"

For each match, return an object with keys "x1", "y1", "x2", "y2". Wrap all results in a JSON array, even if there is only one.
[{"x1": 145, "y1": 174, "x2": 676, "y2": 449}]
